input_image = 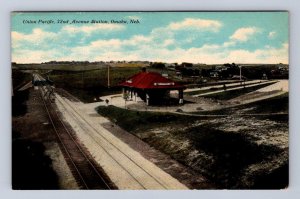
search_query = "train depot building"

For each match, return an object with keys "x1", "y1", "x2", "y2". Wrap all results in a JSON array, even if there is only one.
[{"x1": 120, "y1": 70, "x2": 185, "y2": 106}]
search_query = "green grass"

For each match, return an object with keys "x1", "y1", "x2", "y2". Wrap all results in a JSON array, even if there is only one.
[
  {"x1": 96, "y1": 105, "x2": 198, "y2": 132},
  {"x1": 49, "y1": 67, "x2": 141, "y2": 88},
  {"x1": 96, "y1": 105, "x2": 287, "y2": 189},
  {"x1": 13, "y1": 62, "x2": 148, "y2": 71},
  {"x1": 14, "y1": 63, "x2": 106, "y2": 71},
  {"x1": 169, "y1": 124, "x2": 284, "y2": 188},
  {"x1": 46, "y1": 67, "x2": 141, "y2": 102}
]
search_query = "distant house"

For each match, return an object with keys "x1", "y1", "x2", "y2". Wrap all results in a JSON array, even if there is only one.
[{"x1": 119, "y1": 69, "x2": 185, "y2": 105}]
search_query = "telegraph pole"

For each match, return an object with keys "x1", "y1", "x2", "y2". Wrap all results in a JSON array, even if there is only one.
[{"x1": 239, "y1": 65, "x2": 242, "y2": 81}]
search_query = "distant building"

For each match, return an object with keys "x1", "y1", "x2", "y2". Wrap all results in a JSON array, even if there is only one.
[{"x1": 119, "y1": 69, "x2": 185, "y2": 105}]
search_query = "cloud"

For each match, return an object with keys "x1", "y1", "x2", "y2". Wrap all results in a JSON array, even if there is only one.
[
  {"x1": 162, "y1": 39, "x2": 175, "y2": 47},
  {"x1": 144, "y1": 18, "x2": 223, "y2": 48},
  {"x1": 11, "y1": 28, "x2": 56, "y2": 48},
  {"x1": 72, "y1": 35, "x2": 152, "y2": 52},
  {"x1": 12, "y1": 39, "x2": 288, "y2": 64},
  {"x1": 62, "y1": 23, "x2": 125, "y2": 34},
  {"x1": 12, "y1": 28, "x2": 64, "y2": 50},
  {"x1": 268, "y1": 31, "x2": 276, "y2": 39},
  {"x1": 11, "y1": 23, "x2": 126, "y2": 51},
  {"x1": 123, "y1": 35, "x2": 152, "y2": 46},
  {"x1": 168, "y1": 18, "x2": 222, "y2": 32},
  {"x1": 11, "y1": 19, "x2": 288, "y2": 64},
  {"x1": 230, "y1": 27, "x2": 260, "y2": 42},
  {"x1": 11, "y1": 18, "x2": 221, "y2": 54},
  {"x1": 94, "y1": 51, "x2": 140, "y2": 62},
  {"x1": 226, "y1": 43, "x2": 288, "y2": 63},
  {"x1": 12, "y1": 49, "x2": 59, "y2": 63},
  {"x1": 223, "y1": 41, "x2": 236, "y2": 47},
  {"x1": 91, "y1": 39, "x2": 122, "y2": 49}
]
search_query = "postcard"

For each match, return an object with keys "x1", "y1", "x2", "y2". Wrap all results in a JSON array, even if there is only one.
[{"x1": 11, "y1": 11, "x2": 289, "y2": 190}]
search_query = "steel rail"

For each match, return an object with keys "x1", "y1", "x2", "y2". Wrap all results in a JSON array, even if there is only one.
[
  {"x1": 36, "y1": 74, "x2": 113, "y2": 190},
  {"x1": 57, "y1": 94, "x2": 170, "y2": 189}
]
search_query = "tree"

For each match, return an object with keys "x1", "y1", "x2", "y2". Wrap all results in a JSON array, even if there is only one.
[{"x1": 151, "y1": 62, "x2": 165, "y2": 69}]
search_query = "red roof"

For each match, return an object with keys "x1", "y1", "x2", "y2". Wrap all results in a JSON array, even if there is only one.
[{"x1": 120, "y1": 72, "x2": 185, "y2": 89}]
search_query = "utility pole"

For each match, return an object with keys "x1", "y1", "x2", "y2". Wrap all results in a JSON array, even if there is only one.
[{"x1": 239, "y1": 65, "x2": 242, "y2": 81}]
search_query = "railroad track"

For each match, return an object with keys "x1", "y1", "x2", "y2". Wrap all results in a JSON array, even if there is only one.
[
  {"x1": 36, "y1": 75, "x2": 116, "y2": 190},
  {"x1": 35, "y1": 73, "x2": 188, "y2": 190},
  {"x1": 55, "y1": 88, "x2": 81, "y2": 102},
  {"x1": 55, "y1": 95, "x2": 168, "y2": 189},
  {"x1": 53, "y1": 85, "x2": 187, "y2": 189}
]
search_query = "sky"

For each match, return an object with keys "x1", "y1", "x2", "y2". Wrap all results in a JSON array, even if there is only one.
[{"x1": 11, "y1": 12, "x2": 289, "y2": 64}]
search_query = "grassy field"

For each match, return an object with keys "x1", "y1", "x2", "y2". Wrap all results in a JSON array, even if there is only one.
[
  {"x1": 45, "y1": 67, "x2": 141, "y2": 102},
  {"x1": 48, "y1": 67, "x2": 141, "y2": 88},
  {"x1": 13, "y1": 63, "x2": 106, "y2": 71},
  {"x1": 96, "y1": 104, "x2": 288, "y2": 189},
  {"x1": 108, "y1": 62, "x2": 148, "y2": 68},
  {"x1": 13, "y1": 62, "x2": 149, "y2": 71},
  {"x1": 96, "y1": 105, "x2": 199, "y2": 132}
]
